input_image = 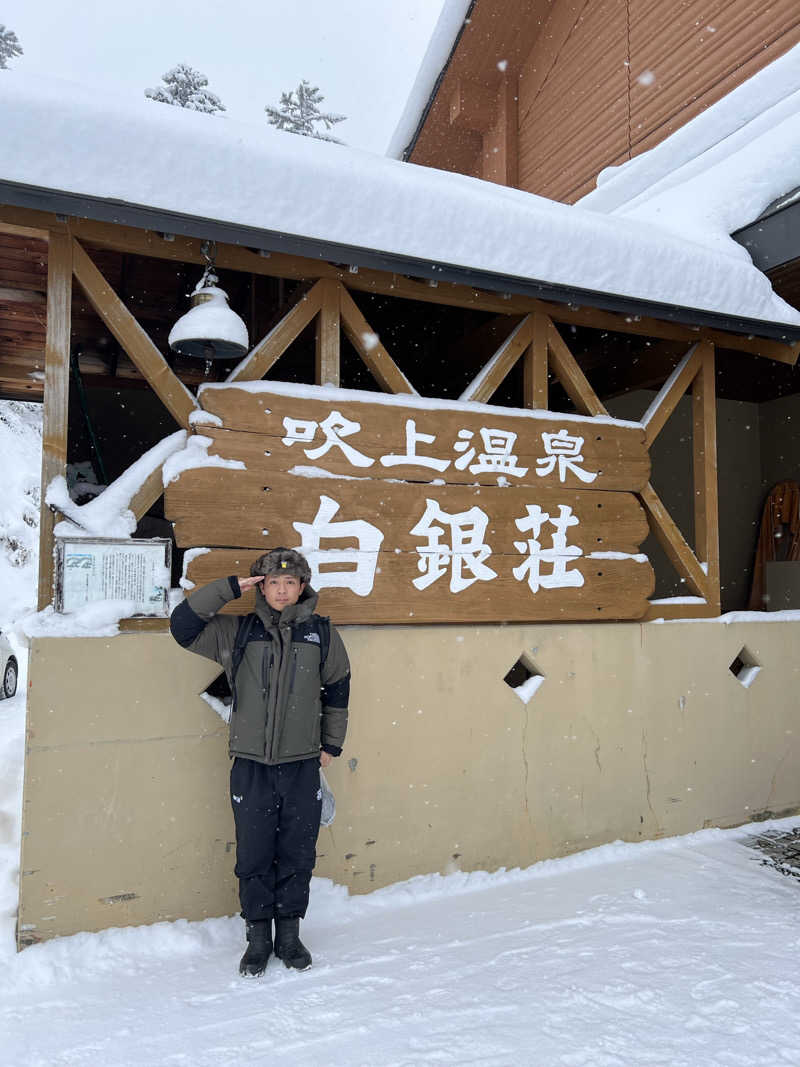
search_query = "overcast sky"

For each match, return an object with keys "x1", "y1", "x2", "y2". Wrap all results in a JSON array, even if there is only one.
[{"x1": 1, "y1": 0, "x2": 446, "y2": 153}]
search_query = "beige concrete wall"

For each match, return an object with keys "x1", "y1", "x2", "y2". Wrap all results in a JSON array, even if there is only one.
[{"x1": 19, "y1": 621, "x2": 800, "y2": 944}]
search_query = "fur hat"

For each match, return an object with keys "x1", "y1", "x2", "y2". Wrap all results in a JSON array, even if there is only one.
[{"x1": 250, "y1": 547, "x2": 311, "y2": 584}]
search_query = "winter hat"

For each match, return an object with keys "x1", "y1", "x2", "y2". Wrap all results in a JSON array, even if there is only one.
[{"x1": 251, "y1": 547, "x2": 312, "y2": 584}]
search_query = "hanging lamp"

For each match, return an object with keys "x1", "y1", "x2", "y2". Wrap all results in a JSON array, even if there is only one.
[{"x1": 168, "y1": 240, "x2": 249, "y2": 372}]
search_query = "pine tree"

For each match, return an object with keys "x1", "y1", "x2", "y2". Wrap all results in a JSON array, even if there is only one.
[
  {"x1": 0, "y1": 25, "x2": 23, "y2": 70},
  {"x1": 145, "y1": 64, "x2": 225, "y2": 114},
  {"x1": 265, "y1": 80, "x2": 346, "y2": 143}
]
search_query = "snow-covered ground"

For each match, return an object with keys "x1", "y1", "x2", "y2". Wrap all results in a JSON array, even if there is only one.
[{"x1": 1, "y1": 807, "x2": 800, "y2": 1067}]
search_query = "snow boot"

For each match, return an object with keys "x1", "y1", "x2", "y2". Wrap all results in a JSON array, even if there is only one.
[
  {"x1": 239, "y1": 919, "x2": 272, "y2": 977},
  {"x1": 274, "y1": 917, "x2": 312, "y2": 971}
]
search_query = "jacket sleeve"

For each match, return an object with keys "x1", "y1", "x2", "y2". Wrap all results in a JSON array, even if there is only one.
[
  {"x1": 170, "y1": 575, "x2": 241, "y2": 670},
  {"x1": 320, "y1": 624, "x2": 350, "y2": 756}
]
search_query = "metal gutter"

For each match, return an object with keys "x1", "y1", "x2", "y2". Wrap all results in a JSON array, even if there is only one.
[
  {"x1": 5, "y1": 179, "x2": 800, "y2": 344},
  {"x1": 733, "y1": 189, "x2": 800, "y2": 272}
]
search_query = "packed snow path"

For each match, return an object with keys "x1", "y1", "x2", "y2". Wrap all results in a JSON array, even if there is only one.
[{"x1": 3, "y1": 812, "x2": 800, "y2": 1066}]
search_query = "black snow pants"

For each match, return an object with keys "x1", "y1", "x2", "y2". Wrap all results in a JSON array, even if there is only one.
[{"x1": 230, "y1": 756, "x2": 323, "y2": 921}]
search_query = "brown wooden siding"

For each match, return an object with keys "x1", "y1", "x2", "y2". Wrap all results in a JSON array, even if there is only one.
[
  {"x1": 516, "y1": 0, "x2": 800, "y2": 203},
  {"x1": 517, "y1": 0, "x2": 629, "y2": 201}
]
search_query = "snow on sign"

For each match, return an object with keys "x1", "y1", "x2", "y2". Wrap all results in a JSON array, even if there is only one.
[{"x1": 165, "y1": 383, "x2": 654, "y2": 623}]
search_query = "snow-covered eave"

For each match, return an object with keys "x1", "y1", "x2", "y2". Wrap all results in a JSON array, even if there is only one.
[{"x1": 6, "y1": 178, "x2": 800, "y2": 347}]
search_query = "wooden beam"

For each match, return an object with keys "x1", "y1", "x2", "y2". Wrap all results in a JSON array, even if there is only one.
[
  {"x1": 692, "y1": 343, "x2": 720, "y2": 613},
  {"x1": 228, "y1": 280, "x2": 324, "y2": 383},
  {"x1": 129, "y1": 463, "x2": 166, "y2": 522},
  {"x1": 1, "y1": 206, "x2": 797, "y2": 363},
  {"x1": 0, "y1": 286, "x2": 45, "y2": 304},
  {"x1": 460, "y1": 315, "x2": 533, "y2": 403},
  {"x1": 71, "y1": 239, "x2": 198, "y2": 427},
  {"x1": 546, "y1": 319, "x2": 608, "y2": 416},
  {"x1": 315, "y1": 278, "x2": 340, "y2": 386},
  {"x1": 339, "y1": 285, "x2": 417, "y2": 394},
  {"x1": 639, "y1": 482, "x2": 709, "y2": 598},
  {"x1": 449, "y1": 78, "x2": 497, "y2": 130},
  {"x1": 38, "y1": 231, "x2": 72, "y2": 609},
  {"x1": 641, "y1": 343, "x2": 702, "y2": 447},
  {"x1": 523, "y1": 311, "x2": 548, "y2": 409}
]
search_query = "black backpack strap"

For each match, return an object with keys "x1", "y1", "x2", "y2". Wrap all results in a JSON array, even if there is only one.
[
  {"x1": 231, "y1": 613, "x2": 258, "y2": 677},
  {"x1": 316, "y1": 615, "x2": 331, "y2": 668}
]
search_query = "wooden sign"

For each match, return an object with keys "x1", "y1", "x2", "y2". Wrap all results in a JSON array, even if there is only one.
[{"x1": 165, "y1": 382, "x2": 654, "y2": 623}]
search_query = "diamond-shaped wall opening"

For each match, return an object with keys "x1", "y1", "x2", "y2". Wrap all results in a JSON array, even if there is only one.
[
  {"x1": 730, "y1": 646, "x2": 762, "y2": 689},
  {"x1": 504, "y1": 654, "x2": 545, "y2": 704}
]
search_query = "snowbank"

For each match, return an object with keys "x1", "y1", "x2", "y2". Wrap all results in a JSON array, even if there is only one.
[{"x1": 0, "y1": 401, "x2": 42, "y2": 631}]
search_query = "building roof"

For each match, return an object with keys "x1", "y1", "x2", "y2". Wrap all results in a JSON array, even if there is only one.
[{"x1": 2, "y1": 72, "x2": 800, "y2": 340}]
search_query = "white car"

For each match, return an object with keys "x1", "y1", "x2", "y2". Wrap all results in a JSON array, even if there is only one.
[{"x1": 0, "y1": 630, "x2": 17, "y2": 699}]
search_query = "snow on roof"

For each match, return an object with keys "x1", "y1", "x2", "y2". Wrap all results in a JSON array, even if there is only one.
[
  {"x1": 579, "y1": 42, "x2": 800, "y2": 254},
  {"x1": 385, "y1": 0, "x2": 474, "y2": 160},
  {"x1": 2, "y1": 72, "x2": 800, "y2": 331}
]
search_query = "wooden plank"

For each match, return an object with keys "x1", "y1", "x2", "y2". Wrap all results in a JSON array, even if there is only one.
[
  {"x1": 460, "y1": 315, "x2": 534, "y2": 402},
  {"x1": 315, "y1": 278, "x2": 340, "y2": 386},
  {"x1": 0, "y1": 287, "x2": 45, "y2": 305},
  {"x1": 228, "y1": 280, "x2": 324, "y2": 383},
  {"x1": 339, "y1": 286, "x2": 417, "y2": 394},
  {"x1": 129, "y1": 463, "x2": 166, "y2": 522},
  {"x1": 692, "y1": 342, "x2": 720, "y2": 613},
  {"x1": 638, "y1": 482, "x2": 709, "y2": 598},
  {"x1": 166, "y1": 466, "x2": 650, "y2": 551},
  {"x1": 545, "y1": 319, "x2": 609, "y2": 416},
  {"x1": 71, "y1": 239, "x2": 198, "y2": 427},
  {"x1": 184, "y1": 546, "x2": 653, "y2": 624},
  {"x1": 119, "y1": 618, "x2": 170, "y2": 633},
  {"x1": 523, "y1": 311, "x2": 548, "y2": 410},
  {"x1": 641, "y1": 600, "x2": 716, "y2": 622},
  {"x1": 642, "y1": 343, "x2": 702, "y2": 447},
  {"x1": 0, "y1": 207, "x2": 797, "y2": 363},
  {"x1": 38, "y1": 231, "x2": 72, "y2": 609},
  {"x1": 196, "y1": 386, "x2": 651, "y2": 492}
]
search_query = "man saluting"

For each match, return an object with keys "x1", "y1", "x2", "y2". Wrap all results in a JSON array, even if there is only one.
[{"x1": 170, "y1": 547, "x2": 350, "y2": 976}]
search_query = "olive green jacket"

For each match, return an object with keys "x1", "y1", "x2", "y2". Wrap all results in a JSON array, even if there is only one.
[{"x1": 170, "y1": 576, "x2": 350, "y2": 764}]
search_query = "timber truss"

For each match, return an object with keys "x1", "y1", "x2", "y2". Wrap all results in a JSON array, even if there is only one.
[{"x1": 3, "y1": 207, "x2": 797, "y2": 621}]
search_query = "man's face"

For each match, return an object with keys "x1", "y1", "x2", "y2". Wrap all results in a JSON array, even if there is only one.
[{"x1": 261, "y1": 573, "x2": 305, "y2": 612}]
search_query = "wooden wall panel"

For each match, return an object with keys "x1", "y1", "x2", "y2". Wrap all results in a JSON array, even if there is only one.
[
  {"x1": 513, "y1": 0, "x2": 800, "y2": 203},
  {"x1": 629, "y1": 0, "x2": 800, "y2": 159},
  {"x1": 517, "y1": 1, "x2": 629, "y2": 202}
]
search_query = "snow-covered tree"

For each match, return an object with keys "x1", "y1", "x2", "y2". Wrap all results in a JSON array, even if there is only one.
[
  {"x1": 145, "y1": 64, "x2": 225, "y2": 114},
  {"x1": 265, "y1": 80, "x2": 345, "y2": 143},
  {"x1": 0, "y1": 24, "x2": 23, "y2": 70}
]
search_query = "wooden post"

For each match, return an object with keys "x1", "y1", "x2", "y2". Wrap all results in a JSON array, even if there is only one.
[
  {"x1": 315, "y1": 278, "x2": 340, "y2": 386},
  {"x1": 692, "y1": 342, "x2": 720, "y2": 612},
  {"x1": 523, "y1": 311, "x2": 549, "y2": 409},
  {"x1": 37, "y1": 232, "x2": 72, "y2": 609}
]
